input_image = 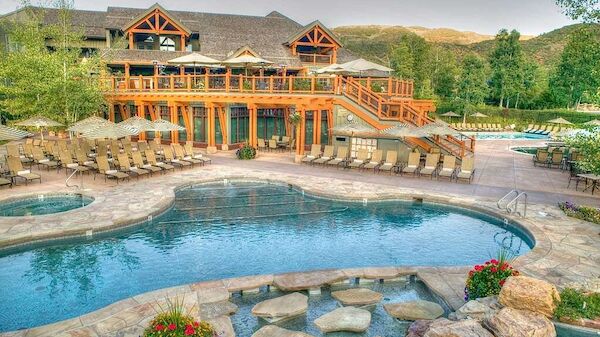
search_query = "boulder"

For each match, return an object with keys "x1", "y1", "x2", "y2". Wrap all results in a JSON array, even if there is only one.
[
  {"x1": 406, "y1": 320, "x2": 434, "y2": 337},
  {"x1": 251, "y1": 325, "x2": 315, "y2": 337},
  {"x1": 198, "y1": 301, "x2": 238, "y2": 320},
  {"x1": 384, "y1": 300, "x2": 444, "y2": 320},
  {"x1": 251, "y1": 292, "x2": 308, "y2": 323},
  {"x1": 314, "y1": 306, "x2": 371, "y2": 333},
  {"x1": 424, "y1": 318, "x2": 494, "y2": 337},
  {"x1": 485, "y1": 307, "x2": 556, "y2": 337},
  {"x1": 451, "y1": 300, "x2": 495, "y2": 321},
  {"x1": 498, "y1": 276, "x2": 560, "y2": 318},
  {"x1": 331, "y1": 288, "x2": 383, "y2": 306},
  {"x1": 207, "y1": 316, "x2": 235, "y2": 337}
]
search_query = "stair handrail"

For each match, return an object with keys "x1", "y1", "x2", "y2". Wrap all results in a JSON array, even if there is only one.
[
  {"x1": 65, "y1": 168, "x2": 81, "y2": 190},
  {"x1": 506, "y1": 192, "x2": 528, "y2": 217},
  {"x1": 498, "y1": 190, "x2": 520, "y2": 209}
]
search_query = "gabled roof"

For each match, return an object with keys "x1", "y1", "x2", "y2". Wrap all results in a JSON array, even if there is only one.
[
  {"x1": 229, "y1": 45, "x2": 261, "y2": 58},
  {"x1": 286, "y1": 20, "x2": 343, "y2": 47},
  {"x1": 121, "y1": 3, "x2": 191, "y2": 35}
]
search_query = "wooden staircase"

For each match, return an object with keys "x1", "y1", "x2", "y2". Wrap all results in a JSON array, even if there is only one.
[{"x1": 335, "y1": 77, "x2": 475, "y2": 157}]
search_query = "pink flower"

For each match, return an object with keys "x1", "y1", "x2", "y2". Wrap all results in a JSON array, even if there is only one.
[
  {"x1": 490, "y1": 259, "x2": 498, "y2": 265},
  {"x1": 184, "y1": 325, "x2": 195, "y2": 336},
  {"x1": 155, "y1": 324, "x2": 165, "y2": 331},
  {"x1": 168, "y1": 323, "x2": 176, "y2": 331}
]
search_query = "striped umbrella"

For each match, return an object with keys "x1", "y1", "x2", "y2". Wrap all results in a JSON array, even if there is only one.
[
  {"x1": 119, "y1": 116, "x2": 155, "y2": 134},
  {"x1": 380, "y1": 124, "x2": 427, "y2": 138},
  {"x1": 0, "y1": 124, "x2": 32, "y2": 141},
  {"x1": 81, "y1": 122, "x2": 135, "y2": 139},
  {"x1": 16, "y1": 115, "x2": 63, "y2": 141},
  {"x1": 149, "y1": 119, "x2": 185, "y2": 132},
  {"x1": 68, "y1": 116, "x2": 111, "y2": 133}
]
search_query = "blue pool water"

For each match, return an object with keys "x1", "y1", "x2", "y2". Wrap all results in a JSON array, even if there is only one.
[
  {"x1": 0, "y1": 194, "x2": 93, "y2": 217},
  {"x1": 0, "y1": 181, "x2": 532, "y2": 332},
  {"x1": 462, "y1": 132, "x2": 549, "y2": 140}
]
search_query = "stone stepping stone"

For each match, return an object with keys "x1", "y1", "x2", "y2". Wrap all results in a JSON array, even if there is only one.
[
  {"x1": 251, "y1": 325, "x2": 315, "y2": 337},
  {"x1": 199, "y1": 300, "x2": 238, "y2": 320},
  {"x1": 331, "y1": 288, "x2": 383, "y2": 306},
  {"x1": 384, "y1": 300, "x2": 444, "y2": 320},
  {"x1": 251, "y1": 292, "x2": 308, "y2": 323},
  {"x1": 314, "y1": 306, "x2": 371, "y2": 333}
]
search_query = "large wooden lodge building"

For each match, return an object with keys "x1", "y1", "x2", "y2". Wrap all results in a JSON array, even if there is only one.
[{"x1": 1, "y1": 3, "x2": 473, "y2": 157}]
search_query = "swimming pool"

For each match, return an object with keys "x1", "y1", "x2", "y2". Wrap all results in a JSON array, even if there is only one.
[
  {"x1": 462, "y1": 132, "x2": 549, "y2": 140},
  {"x1": 0, "y1": 194, "x2": 93, "y2": 217},
  {"x1": 0, "y1": 181, "x2": 532, "y2": 331}
]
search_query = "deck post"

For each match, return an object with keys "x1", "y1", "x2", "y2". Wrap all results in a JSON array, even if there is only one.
[{"x1": 313, "y1": 109, "x2": 321, "y2": 144}]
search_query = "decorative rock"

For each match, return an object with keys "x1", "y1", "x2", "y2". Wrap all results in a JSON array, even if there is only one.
[
  {"x1": 251, "y1": 325, "x2": 315, "y2": 337},
  {"x1": 406, "y1": 320, "x2": 434, "y2": 337},
  {"x1": 273, "y1": 270, "x2": 346, "y2": 291},
  {"x1": 314, "y1": 306, "x2": 371, "y2": 333},
  {"x1": 384, "y1": 300, "x2": 444, "y2": 320},
  {"x1": 452, "y1": 300, "x2": 494, "y2": 321},
  {"x1": 251, "y1": 292, "x2": 308, "y2": 323},
  {"x1": 424, "y1": 318, "x2": 494, "y2": 337},
  {"x1": 485, "y1": 307, "x2": 556, "y2": 337},
  {"x1": 196, "y1": 287, "x2": 230, "y2": 304},
  {"x1": 475, "y1": 296, "x2": 502, "y2": 310},
  {"x1": 498, "y1": 276, "x2": 560, "y2": 318},
  {"x1": 198, "y1": 301, "x2": 238, "y2": 320},
  {"x1": 207, "y1": 316, "x2": 235, "y2": 337},
  {"x1": 331, "y1": 288, "x2": 383, "y2": 306}
]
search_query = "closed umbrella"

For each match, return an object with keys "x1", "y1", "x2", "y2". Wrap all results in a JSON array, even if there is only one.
[
  {"x1": 0, "y1": 124, "x2": 32, "y2": 141},
  {"x1": 547, "y1": 117, "x2": 573, "y2": 125},
  {"x1": 68, "y1": 116, "x2": 111, "y2": 133},
  {"x1": 16, "y1": 115, "x2": 63, "y2": 141}
]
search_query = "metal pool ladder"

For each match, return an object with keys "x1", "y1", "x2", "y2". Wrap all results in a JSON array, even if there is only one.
[
  {"x1": 65, "y1": 168, "x2": 83, "y2": 190},
  {"x1": 497, "y1": 190, "x2": 528, "y2": 217}
]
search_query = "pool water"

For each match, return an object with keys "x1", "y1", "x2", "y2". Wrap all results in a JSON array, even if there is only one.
[
  {"x1": 0, "y1": 194, "x2": 93, "y2": 217},
  {"x1": 511, "y1": 146, "x2": 543, "y2": 155},
  {"x1": 0, "y1": 181, "x2": 532, "y2": 332},
  {"x1": 231, "y1": 279, "x2": 448, "y2": 337},
  {"x1": 462, "y1": 132, "x2": 548, "y2": 140}
]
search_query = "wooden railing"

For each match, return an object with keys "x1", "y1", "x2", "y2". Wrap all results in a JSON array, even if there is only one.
[
  {"x1": 355, "y1": 78, "x2": 414, "y2": 98},
  {"x1": 298, "y1": 53, "x2": 333, "y2": 65}
]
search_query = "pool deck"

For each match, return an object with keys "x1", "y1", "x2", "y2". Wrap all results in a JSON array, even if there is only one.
[{"x1": 0, "y1": 138, "x2": 599, "y2": 336}]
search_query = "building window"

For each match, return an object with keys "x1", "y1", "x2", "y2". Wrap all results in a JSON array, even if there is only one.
[
  {"x1": 351, "y1": 138, "x2": 377, "y2": 158},
  {"x1": 193, "y1": 107, "x2": 207, "y2": 143},
  {"x1": 230, "y1": 106, "x2": 249, "y2": 144},
  {"x1": 160, "y1": 36, "x2": 175, "y2": 51},
  {"x1": 257, "y1": 108, "x2": 285, "y2": 141}
]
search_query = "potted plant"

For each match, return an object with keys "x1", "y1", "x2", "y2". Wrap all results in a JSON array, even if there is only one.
[
  {"x1": 236, "y1": 142, "x2": 256, "y2": 159},
  {"x1": 464, "y1": 251, "x2": 520, "y2": 301},
  {"x1": 143, "y1": 298, "x2": 216, "y2": 337}
]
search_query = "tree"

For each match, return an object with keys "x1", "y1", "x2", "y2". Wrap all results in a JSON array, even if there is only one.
[
  {"x1": 566, "y1": 128, "x2": 600, "y2": 175},
  {"x1": 457, "y1": 54, "x2": 488, "y2": 105},
  {"x1": 489, "y1": 29, "x2": 525, "y2": 108},
  {"x1": 390, "y1": 43, "x2": 414, "y2": 80},
  {"x1": 428, "y1": 46, "x2": 458, "y2": 98},
  {"x1": 556, "y1": 0, "x2": 600, "y2": 23},
  {"x1": 388, "y1": 34, "x2": 432, "y2": 98},
  {"x1": 549, "y1": 27, "x2": 600, "y2": 108},
  {"x1": 0, "y1": 1, "x2": 106, "y2": 124}
]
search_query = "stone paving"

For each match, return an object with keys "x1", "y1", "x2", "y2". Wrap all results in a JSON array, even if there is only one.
[{"x1": 0, "y1": 139, "x2": 599, "y2": 336}]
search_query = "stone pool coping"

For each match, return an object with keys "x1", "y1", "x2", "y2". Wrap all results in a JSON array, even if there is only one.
[
  {"x1": 1, "y1": 165, "x2": 599, "y2": 336},
  {"x1": 0, "y1": 192, "x2": 95, "y2": 218}
]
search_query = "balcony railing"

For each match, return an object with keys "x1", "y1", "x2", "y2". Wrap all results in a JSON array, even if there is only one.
[{"x1": 298, "y1": 53, "x2": 333, "y2": 65}]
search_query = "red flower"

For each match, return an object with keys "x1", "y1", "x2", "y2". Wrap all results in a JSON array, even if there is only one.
[
  {"x1": 490, "y1": 259, "x2": 498, "y2": 265},
  {"x1": 474, "y1": 265, "x2": 483, "y2": 271},
  {"x1": 155, "y1": 324, "x2": 165, "y2": 331},
  {"x1": 499, "y1": 279, "x2": 506, "y2": 286},
  {"x1": 184, "y1": 325, "x2": 195, "y2": 336},
  {"x1": 468, "y1": 271, "x2": 474, "y2": 277},
  {"x1": 193, "y1": 321, "x2": 199, "y2": 327},
  {"x1": 490, "y1": 267, "x2": 498, "y2": 273},
  {"x1": 485, "y1": 261, "x2": 490, "y2": 265},
  {"x1": 168, "y1": 323, "x2": 176, "y2": 331},
  {"x1": 500, "y1": 264, "x2": 508, "y2": 271}
]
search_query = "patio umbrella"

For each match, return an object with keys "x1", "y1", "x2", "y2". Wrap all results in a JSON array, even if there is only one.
[
  {"x1": 380, "y1": 124, "x2": 427, "y2": 138},
  {"x1": 0, "y1": 124, "x2": 32, "y2": 141},
  {"x1": 167, "y1": 53, "x2": 221, "y2": 75},
  {"x1": 119, "y1": 116, "x2": 155, "y2": 134},
  {"x1": 470, "y1": 112, "x2": 489, "y2": 118},
  {"x1": 338, "y1": 58, "x2": 393, "y2": 74},
  {"x1": 547, "y1": 117, "x2": 573, "y2": 125},
  {"x1": 419, "y1": 121, "x2": 461, "y2": 136},
  {"x1": 584, "y1": 119, "x2": 600, "y2": 126},
  {"x1": 16, "y1": 115, "x2": 62, "y2": 141},
  {"x1": 331, "y1": 121, "x2": 375, "y2": 136},
  {"x1": 67, "y1": 116, "x2": 111, "y2": 133},
  {"x1": 150, "y1": 119, "x2": 185, "y2": 132},
  {"x1": 222, "y1": 55, "x2": 273, "y2": 75},
  {"x1": 440, "y1": 111, "x2": 460, "y2": 118},
  {"x1": 81, "y1": 122, "x2": 135, "y2": 139},
  {"x1": 315, "y1": 63, "x2": 357, "y2": 75}
]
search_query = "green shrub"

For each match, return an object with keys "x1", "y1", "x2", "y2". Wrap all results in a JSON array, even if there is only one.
[
  {"x1": 465, "y1": 251, "x2": 519, "y2": 301},
  {"x1": 143, "y1": 298, "x2": 215, "y2": 337},
  {"x1": 236, "y1": 143, "x2": 256, "y2": 160},
  {"x1": 555, "y1": 288, "x2": 600, "y2": 321},
  {"x1": 293, "y1": 78, "x2": 311, "y2": 91}
]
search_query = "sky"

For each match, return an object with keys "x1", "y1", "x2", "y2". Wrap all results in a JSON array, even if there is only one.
[{"x1": 0, "y1": 0, "x2": 577, "y2": 36}]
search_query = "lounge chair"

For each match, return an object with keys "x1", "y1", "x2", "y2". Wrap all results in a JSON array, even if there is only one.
[
  {"x1": 535, "y1": 125, "x2": 550, "y2": 135},
  {"x1": 312, "y1": 145, "x2": 334, "y2": 165},
  {"x1": 132, "y1": 151, "x2": 161, "y2": 175},
  {"x1": 0, "y1": 176, "x2": 10, "y2": 188},
  {"x1": 401, "y1": 152, "x2": 421, "y2": 176},
  {"x1": 59, "y1": 150, "x2": 89, "y2": 175},
  {"x1": 523, "y1": 124, "x2": 534, "y2": 133},
  {"x1": 137, "y1": 141, "x2": 148, "y2": 153},
  {"x1": 494, "y1": 123, "x2": 503, "y2": 131},
  {"x1": 377, "y1": 151, "x2": 398, "y2": 174},
  {"x1": 347, "y1": 148, "x2": 370, "y2": 169},
  {"x1": 117, "y1": 153, "x2": 149, "y2": 178},
  {"x1": 173, "y1": 143, "x2": 202, "y2": 166},
  {"x1": 533, "y1": 149, "x2": 549, "y2": 167},
  {"x1": 302, "y1": 144, "x2": 321, "y2": 164},
  {"x1": 362, "y1": 149, "x2": 383, "y2": 171},
  {"x1": 7, "y1": 156, "x2": 41, "y2": 185},
  {"x1": 326, "y1": 147, "x2": 348, "y2": 167},
  {"x1": 268, "y1": 139, "x2": 278, "y2": 152},
  {"x1": 184, "y1": 143, "x2": 211, "y2": 164},
  {"x1": 548, "y1": 150, "x2": 564, "y2": 169},
  {"x1": 163, "y1": 146, "x2": 191, "y2": 168},
  {"x1": 145, "y1": 149, "x2": 175, "y2": 172},
  {"x1": 527, "y1": 125, "x2": 540, "y2": 134},
  {"x1": 32, "y1": 147, "x2": 59, "y2": 171},
  {"x1": 75, "y1": 149, "x2": 98, "y2": 170},
  {"x1": 95, "y1": 155, "x2": 129, "y2": 183},
  {"x1": 419, "y1": 153, "x2": 441, "y2": 179},
  {"x1": 456, "y1": 157, "x2": 475, "y2": 183},
  {"x1": 7, "y1": 144, "x2": 32, "y2": 165},
  {"x1": 257, "y1": 138, "x2": 267, "y2": 151},
  {"x1": 438, "y1": 155, "x2": 457, "y2": 180}
]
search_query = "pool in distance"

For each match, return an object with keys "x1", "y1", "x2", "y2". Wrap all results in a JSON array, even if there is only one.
[{"x1": 0, "y1": 181, "x2": 533, "y2": 331}]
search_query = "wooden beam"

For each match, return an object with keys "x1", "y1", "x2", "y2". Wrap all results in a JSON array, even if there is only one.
[{"x1": 217, "y1": 106, "x2": 228, "y2": 145}]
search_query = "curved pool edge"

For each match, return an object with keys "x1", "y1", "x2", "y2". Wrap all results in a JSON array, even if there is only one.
[
  {"x1": 0, "y1": 265, "x2": 470, "y2": 337},
  {"x1": 0, "y1": 192, "x2": 95, "y2": 218}
]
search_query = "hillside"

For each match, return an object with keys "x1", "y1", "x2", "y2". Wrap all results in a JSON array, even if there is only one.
[{"x1": 333, "y1": 23, "x2": 600, "y2": 68}]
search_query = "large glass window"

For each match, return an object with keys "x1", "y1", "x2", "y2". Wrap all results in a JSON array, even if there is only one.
[
  {"x1": 304, "y1": 111, "x2": 314, "y2": 145},
  {"x1": 193, "y1": 107, "x2": 207, "y2": 143},
  {"x1": 160, "y1": 106, "x2": 170, "y2": 141},
  {"x1": 230, "y1": 106, "x2": 249, "y2": 143},
  {"x1": 159, "y1": 36, "x2": 175, "y2": 51},
  {"x1": 320, "y1": 110, "x2": 329, "y2": 145},
  {"x1": 257, "y1": 108, "x2": 285, "y2": 140},
  {"x1": 178, "y1": 110, "x2": 187, "y2": 142},
  {"x1": 114, "y1": 105, "x2": 123, "y2": 123}
]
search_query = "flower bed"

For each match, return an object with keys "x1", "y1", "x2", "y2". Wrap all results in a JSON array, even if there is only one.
[
  {"x1": 143, "y1": 299, "x2": 215, "y2": 337},
  {"x1": 465, "y1": 258, "x2": 519, "y2": 301},
  {"x1": 559, "y1": 202, "x2": 600, "y2": 225}
]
